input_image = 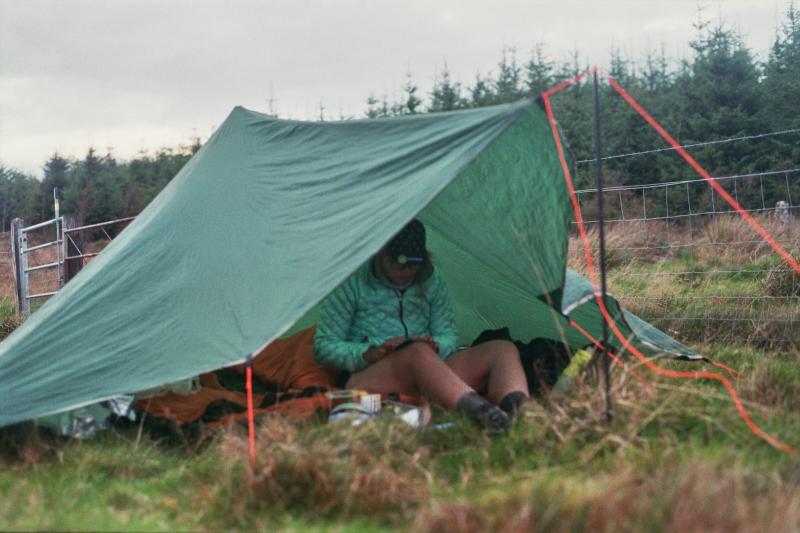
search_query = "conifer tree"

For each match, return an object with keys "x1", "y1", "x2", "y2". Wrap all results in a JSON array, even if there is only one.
[
  {"x1": 679, "y1": 19, "x2": 762, "y2": 174},
  {"x1": 0, "y1": 165, "x2": 38, "y2": 230},
  {"x1": 380, "y1": 93, "x2": 391, "y2": 117},
  {"x1": 469, "y1": 72, "x2": 494, "y2": 107},
  {"x1": 430, "y1": 61, "x2": 465, "y2": 112},
  {"x1": 493, "y1": 46, "x2": 522, "y2": 103},
  {"x1": 91, "y1": 151, "x2": 124, "y2": 226},
  {"x1": 642, "y1": 44, "x2": 671, "y2": 93},
  {"x1": 759, "y1": 3, "x2": 800, "y2": 170},
  {"x1": 524, "y1": 43, "x2": 553, "y2": 96},
  {"x1": 40, "y1": 153, "x2": 70, "y2": 220},
  {"x1": 365, "y1": 93, "x2": 381, "y2": 119},
  {"x1": 762, "y1": 3, "x2": 800, "y2": 130},
  {"x1": 63, "y1": 148, "x2": 101, "y2": 223},
  {"x1": 402, "y1": 71, "x2": 422, "y2": 114}
]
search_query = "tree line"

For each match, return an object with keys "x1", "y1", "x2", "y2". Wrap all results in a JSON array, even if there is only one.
[
  {"x1": 1, "y1": 5, "x2": 798, "y2": 231},
  {"x1": 0, "y1": 142, "x2": 200, "y2": 232},
  {"x1": 367, "y1": 7, "x2": 800, "y2": 200}
]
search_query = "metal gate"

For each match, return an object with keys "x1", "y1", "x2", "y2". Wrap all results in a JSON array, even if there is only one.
[
  {"x1": 10, "y1": 216, "x2": 63, "y2": 316},
  {"x1": 10, "y1": 215, "x2": 134, "y2": 317}
]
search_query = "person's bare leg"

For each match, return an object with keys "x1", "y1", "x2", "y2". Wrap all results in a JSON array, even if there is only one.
[
  {"x1": 346, "y1": 342, "x2": 510, "y2": 431},
  {"x1": 346, "y1": 342, "x2": 471, "y2": 408},
  {"x1": 445, "y1": 340, "x2": 528, "y2": 405}
]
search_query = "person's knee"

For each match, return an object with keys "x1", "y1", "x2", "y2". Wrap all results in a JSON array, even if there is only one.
[
  {"x1": 407, "y1": 340, "x2": 439, "y2": 360},
  {"x1": 395, "y1": 341, "x2": 439, "y2": 368},
  {"x1": 483, "y1": 340, "x2": 519, "y2": 359}
]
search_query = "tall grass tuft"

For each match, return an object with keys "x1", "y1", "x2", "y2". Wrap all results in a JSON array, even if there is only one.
[
  {"x1": 414, "y1": 460, "x2": 800, "y2": 533},
  {"x1": 214, "y1": 416, "x2": 432, "y2": 525},
  {"x1": 412, "y1": 356, "x2": 800, "y2": 533},
  {"x1": 0, "y1": 297, "x2": 19, "y2": 341}
]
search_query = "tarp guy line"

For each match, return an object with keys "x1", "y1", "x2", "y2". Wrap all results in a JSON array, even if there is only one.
[
  {"x1": 542, "y1": 71, "x2": 799, "y2": 456},
  {"x1": 246, "y1": 355, "x2": 256, "y2": 466},
  {"x1": 606, "y1": 77, "x2": 800, "y2": 278}
]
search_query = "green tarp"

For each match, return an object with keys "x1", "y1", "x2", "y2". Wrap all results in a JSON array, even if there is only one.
[{"x1": 0, "y1": 100, "x2": 694, "y2": 427}]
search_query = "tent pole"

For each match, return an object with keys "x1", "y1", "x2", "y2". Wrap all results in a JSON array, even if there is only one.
[{"x1": 592, "y1": 68, "x2": 612, "y2": 423}]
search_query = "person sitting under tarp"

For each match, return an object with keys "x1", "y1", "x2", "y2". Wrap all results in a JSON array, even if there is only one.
[{"x1": 313, "y1": 219, "x2": 530, "y2": 432}]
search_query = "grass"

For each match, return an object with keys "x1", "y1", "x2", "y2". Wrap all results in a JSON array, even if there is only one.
[
  {"x1": 0, "y1": 296, "x2": 18, "y2": 339},
  {"x1": 569, "y1": 215, "x2": 800, "y2": 349},
  {"x1": 1, "y1": 342, "x2": 798, "y2": 531},
  {"x1": 1, "y1": 216, "x2": 799, "y2": 530}
]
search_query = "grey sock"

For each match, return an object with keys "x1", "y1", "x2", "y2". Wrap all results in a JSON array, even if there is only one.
[
  {"x1": 499, "y1": 391, "x2": 529, "y2": 420},
  {"x1": 456, "y1": 392, "x2": 510, "y2": 432}
]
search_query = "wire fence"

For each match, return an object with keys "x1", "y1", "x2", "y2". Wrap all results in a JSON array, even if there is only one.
[
  {"x1": 574, "y1": 128, "x2": 800, "y2": 165},
  {"x1": 571, "y1": 167, "x2": 800, "y2": 350}
]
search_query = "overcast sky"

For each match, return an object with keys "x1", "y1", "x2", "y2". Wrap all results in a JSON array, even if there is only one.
[{"x1": 0, "y1": 0, "x2": 790, "y2": 176}]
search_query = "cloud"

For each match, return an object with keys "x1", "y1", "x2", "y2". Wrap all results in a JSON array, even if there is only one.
[
  {"x1": 642, "y1": 17, "x2": 687, "y2": 33},
  {"x1": 0, "y1": 0, "x2": 787, "y2": 175}
]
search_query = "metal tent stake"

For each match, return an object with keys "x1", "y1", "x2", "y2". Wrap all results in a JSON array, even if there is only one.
[{"x1": 592, "y1": 69, "x2": 612, "y2": 423}]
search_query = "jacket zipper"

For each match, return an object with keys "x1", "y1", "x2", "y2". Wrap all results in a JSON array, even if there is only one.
[{"x1": 395, "y1": 288, "x2": 409, "y2": 339}]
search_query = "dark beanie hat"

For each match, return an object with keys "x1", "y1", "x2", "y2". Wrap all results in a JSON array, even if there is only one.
[{"x1": 386, "y1": 219, "x2": 426, "y2": 265}]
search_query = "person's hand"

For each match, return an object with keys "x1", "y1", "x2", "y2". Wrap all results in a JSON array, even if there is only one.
[
  {"x1": 381, "y1": 336, "x2": 407, "y2": 351},
  {"x1": 412, "y1": 334, "x2": 439, "y2": 353},
  {"x1": 362, "y1": 345, "x2": 388, "y2": 364}
]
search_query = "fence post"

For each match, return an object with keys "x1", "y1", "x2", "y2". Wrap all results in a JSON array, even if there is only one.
[
  {"x1": 62, "y1": 214, "x2": 84, "y2": 285},
  {"x1": 10, "y1": 218, "x2": 28, "y2": 317},
  {"x1": 10, "y1": 218, "x2": 22, "y2": 316}
]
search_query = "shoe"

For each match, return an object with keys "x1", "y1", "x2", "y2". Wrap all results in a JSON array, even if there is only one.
[{"x1": 456, "y1": 392, "x2": 510, "y2": 432}]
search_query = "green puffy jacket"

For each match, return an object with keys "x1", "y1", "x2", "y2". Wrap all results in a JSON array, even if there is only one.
[{"x1": 313, "y1": 262, "x2": 459, "y2": 372}]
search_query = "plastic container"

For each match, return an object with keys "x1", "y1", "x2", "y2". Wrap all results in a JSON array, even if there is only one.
[
  {"x1": 551, "y1": 348, "x2": 593, "y2": 396},
  {"x1": 325, "y1": 390, "x2": 381, "y2": 413}
]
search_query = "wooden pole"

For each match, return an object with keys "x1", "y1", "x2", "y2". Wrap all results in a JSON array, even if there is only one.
[{"x1": 592, "y1": 69, "x2": 612, "y2": 423}]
